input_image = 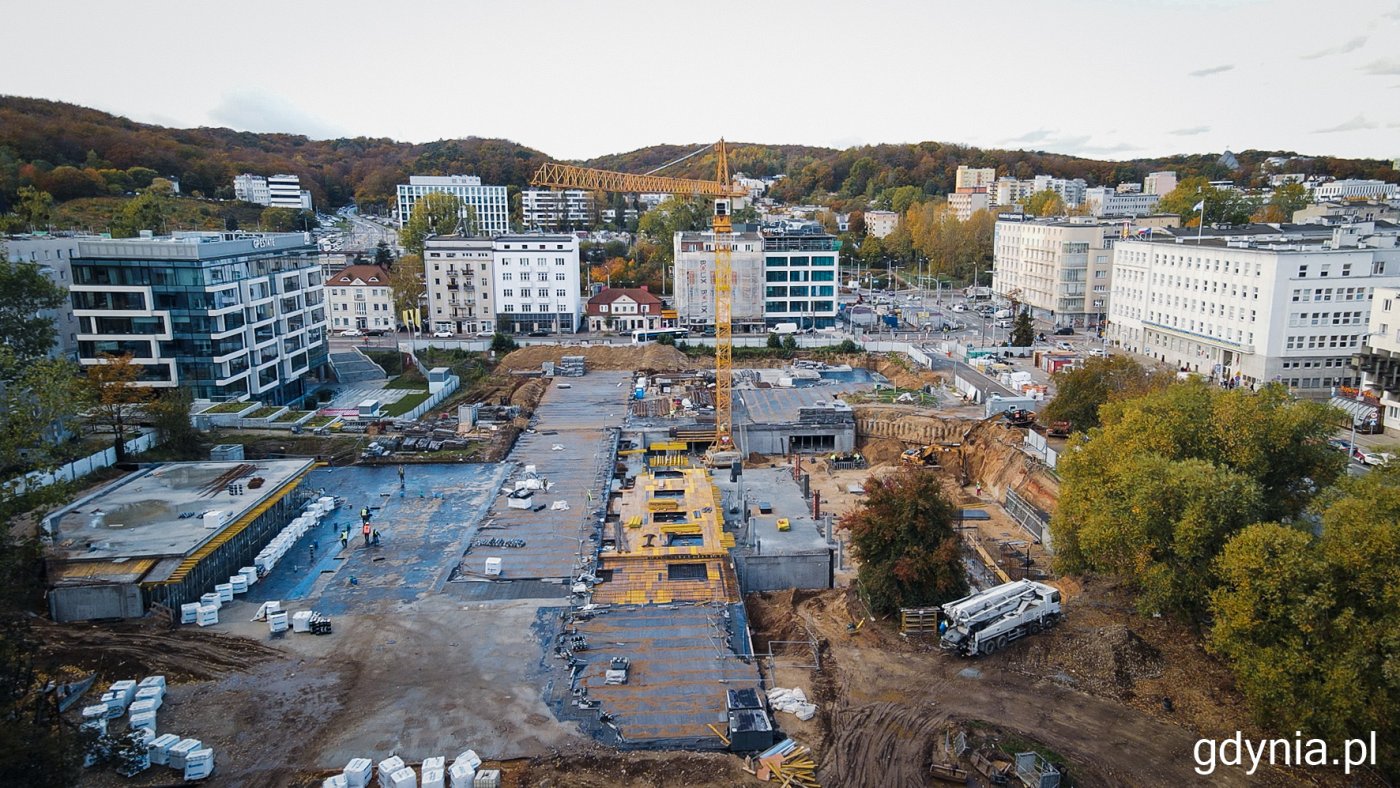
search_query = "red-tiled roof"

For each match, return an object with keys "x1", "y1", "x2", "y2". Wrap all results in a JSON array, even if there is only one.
[
  {"x1": 328, "y1": 265, "x2": 391, "y2": 286},
  {"x1": 587, "y1": 287, "x2": 660, "y2": 307}
]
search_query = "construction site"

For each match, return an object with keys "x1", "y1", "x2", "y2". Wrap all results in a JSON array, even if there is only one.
[{"x1": 34, "y1": 146, "x2": 1360, "y2": 788}]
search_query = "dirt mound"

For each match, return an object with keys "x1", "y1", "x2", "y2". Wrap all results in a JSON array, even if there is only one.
[
  {"x1": 1010, "y1": 622, "x2": 1164, "y2": 700},
  {"x1": 497, "y1": 344, "x2": 690, "y2": 373},
  {"x1": 523, "y1": 750, "x2": 751, "y2": 787},
  {"x1": 819, "y1": 701, "x2": 948, "y2": 787},
  {"x1": 36, "y1": 619, "x2": 280, "y2": 684}
]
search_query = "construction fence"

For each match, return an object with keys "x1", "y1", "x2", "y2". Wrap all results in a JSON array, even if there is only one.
[{"x1": 3, "y1": 432, "x2": 158, "y2": 498}]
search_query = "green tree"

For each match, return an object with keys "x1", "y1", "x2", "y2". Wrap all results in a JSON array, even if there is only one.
[
  {"x1": 766, "y1": 332, "x2": 782, "y2": 349},
  {"x1": 1257, "y1": 181, "x2": 1309, "y2": 222},
  {"x1": 259, "y1": 206, "x2": 299, "y2": 232},
  {"x1": 1022, "y1": 189, "x2": 1065, "y2": 217},
  {"x1": 147, "y1": 387, "x2": 204, "y2": 460},
  {"x1": 14, "y1": 186, "x2": 54, "y2": 231},
  {"x1": 386, "y1": 253, "x2": 423, "y2": 323},
  {"x1": 1041, "y1": 355, "x2": 1170, "y2": 433},
  {"x1": 1052, "y1": 380, "x2": 1344, "y2": 619},
  {"x1": 110, "y1": 179, "x2": 174, "y2": 238},
  {"x1": 841, "y1": 468, "x2": 968, "y2": 615},
  {"x1": 0, "y1": 260, "x2": 68, "y2": 362},
  {"x1": 400, "y1": 192, "x2": 465, "y2": 256},
  {"x1": 374, "y1": 240, "x2": 394, "y2": 266},
  {"x1": 1156, "y1": 176, "x2": 1260, "y2": 226},
  {"x1": 1010, "y1": 308, "x2": 1034, "y2": 347},
  {"x1": 490, "y1": 333, "x2": 518, "y2": 353},
  {"x1": 781, "y1": 333, "x2": 798, "y2": 352},
  {"x1": 1210, "y1": 472, "x2": 1400, "y2": 774},
  {"x1": 636, "y1": 196, "x2": 710, "y2": 267}
]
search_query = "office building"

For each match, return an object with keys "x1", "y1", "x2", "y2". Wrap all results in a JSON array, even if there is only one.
[
  {"x1": 326, "y1": 264, "x2": 395, "y2": 333},
  {"x1": 1107, "y1": 221, "x2": 1400, "y2": 393},
  {"x1": 586, "y1": 287, "x2": 663, "y2": 332},
  {"x1": 955, "y1": 166, "x2": 997, "y2": 190},
  {"x1": 521, "y1": 189, "x2": 596, "y2": 231},
  {"x1": 233, "y1": 173, "x2": 312, "y2": 210},
  {"x1": 396, "y1": 176, "x2": 511, "y2": 236},
  {"x1": 1143, "y1": 171, "x2": 1178, "y2": 196},
  {"x1": 761, "y1": 231, "x2": 840, "y2": 329},
  {"x1": 1083, "y1": 187, "x2": 1160, "y2": 217},
  {"x1": 992, "y1": 217, "x2": 1130, "y2": 327},
  {"x1": 66, "y1": 232, "x2": 327, "y2": 405},
  {"x1": 674, "y1": 231, "x2": 765, "y2": 333},
  {"x1": 491, "y1": 234, "x2": 581, "y2": 333},
  {"x1": 863, "y1": 210, "x2": 899, "y2": 238},
  {"x1": 1309, "y1": 179, "x2": 1397, "y2": 201},
  {"x1": 424, "y1": 236, "x2": 495, "y2": 335}
]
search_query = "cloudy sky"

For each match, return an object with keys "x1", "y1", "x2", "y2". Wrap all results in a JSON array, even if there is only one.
[{"x1": 4, "y1": 0, "x2": 1399, "y2": 161}]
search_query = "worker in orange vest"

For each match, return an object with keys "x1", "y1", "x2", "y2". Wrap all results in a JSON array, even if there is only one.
[{"x1": 362, "y1": 521, "x2": 371, "y2": 547}]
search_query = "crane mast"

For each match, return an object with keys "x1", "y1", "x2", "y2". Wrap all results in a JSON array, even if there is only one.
[{"x1": 530, "y1": 141, "x2": 744, "y2": 458}]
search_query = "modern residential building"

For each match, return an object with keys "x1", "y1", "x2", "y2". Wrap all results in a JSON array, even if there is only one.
[
  {"x1": 955, "y1": 166, "x2": 997, "y2": 190},
  {"x1": 992, "y1": 177, "x2": 1035, "y2": 208},
  {"x1": 761, "y1": 231, "x2": 841, "y2": 329},
  {"x1": 1309, "y1": 179, "x2": 1397, "y2": 201},
  {"x1": 1294, "y1": 201, "x2": 1400, "y2": 225},
  {"x1": 1032, "y1": 175, "x2": 1088, "y2": 207},
  {"x1": 863, "y1": 210, "x2": 899, "y2": 238},
  {"x1": 491, "y1": 234, "x2": 581, "y2": 333},
  {"x1": 521, "y1": 189, "x2": 596, "y2": 231},
  {"x1": 233, "y1": 173, "x2": 312, "y2": 210},
  {"x1": 586, "y1": 287, "x2": 663, "y2": 332},
  {"x1": 1142, "y1": 171, "x2": 1178, "y2": 196},
  {"x1": 1083, "y1": 187, "x2": 1160, "y2": 217},
  {"x1": 5, "y1": 236, "x2": 85, "y2": 360},
  {"x1": 1353, "y1": 285, "x2": 1400, "y2": 436},
  {"x1": 948, "y1": 188, "x2": 990, "y2": 221},
  {"x1": 424, "y1": 236, "x2": 495, "y2": 335},
  {"x1": 65, "y1": 231, "x2": 327, "y2": 404},
  {"x1": 1107, "y1": 221, "x2": 1400, "y2": 394},
  {"x1": 992, "y1": 217, "x2": 1130, "y2": 328},
  {"x1": 674, "y1": 230, "x2": 765, "y2": 333},
  {"x1": 326, "y1": 264, "x2": 395, "y2": 333},
  {"x1": 395, "y1": 176, "x2": 510, "y2": 236}
]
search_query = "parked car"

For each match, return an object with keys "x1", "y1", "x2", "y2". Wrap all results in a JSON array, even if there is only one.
[
  {"x1": 1087, "y1": 348, "x2": 1105, "y2": 357},
  {"x1": 338, "y1": 328, "x2": 362, "y2": 337},
  {"x1": 475, "y1": 331, "x2": 495, "y2": 338},
  {"x1": 1053, "y1": 326, "x2": 1074, "y2": 336},
  {"x1": 431, "y1": 330, "x2": 454, "y2": 338},
  {"x1": 1055, "y1": 341, "x2": 1073, "y2": 351},
  {"x1": 365, "y1": 329, "x2": 387, "y2": 337},
  {"x1": 527, "y1": 330, "x2": 551, "y2": 337},
  {"x1": 1326, "y1": 438, "x2": 1352, "y2": 453},
  {"x1": 1361, "y1": 451, "x2": 1395, "y2": 466}
]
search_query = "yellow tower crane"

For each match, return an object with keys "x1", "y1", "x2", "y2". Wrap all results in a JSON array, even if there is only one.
[{"x1": 530, "y1": 140, "x2": 746, "y2": 464}]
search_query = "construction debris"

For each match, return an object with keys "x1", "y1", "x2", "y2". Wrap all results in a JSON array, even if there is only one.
[
  {"x1": 766, "y1": 687, "x2": 817, "y2": 721},
  {"x1": 745, "y1": 738, "x2": 819, "y2": 787}
]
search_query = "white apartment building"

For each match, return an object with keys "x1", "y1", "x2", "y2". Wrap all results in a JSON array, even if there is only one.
[
  {"x1": 1143, "y1": 171, "x2": 1178, "y2": 196},
  {"x1": 1084, "y1": 187, "x2": 1160, "y2": 217},
  {"x1": 992, "y1": 177, "x2": 1034, "y2": 208},
  {"x1": 492, "y1": 234, "x2": 581, "y2": 333},
  {"x1": 63, "y1": 232, "x2": 327, "y2": 405},
  {"x1": 1032, "y1": 175, "x2": 1088, "y2": 207},
  {"x1": 521, "y1": 189, "x2": 595, "y2": 230},
  {"x1": 233, "y1": 173, "x2": 311, "y2": 209},
  {"x1": 396, "y1": 176, "x2": 510, "y2": 236},
  {"x1": 674, "y1": 231, "x2": 765, "y2": 332},
  {"x1": 948, "y1": 189, "x2": 990, "y2": 221},
  {"x1": 761, "y1": 232, "x2": 841, "y2": 329},
  {"x1": 326, "y1": 265, "x2": 395, "y2": 332},
  {"x1": 1309, "y1": 179, "x2": 1397, "y2": 201},
  {"x1": 1108, "y1": 222, "x2": 1400, "y2": 393},
  {"x1": 863, "y1": 210, "x2": 899, "y2": 238},
  {"x1": 424, "y1": 236, "x2": 495, "y2": 335},
  {"x1": 5, "y1": 236, "x2": 84, "y2": 360},
  {"x1": 1354, "y1": 285, "x2": 1400, "y2": 436},
  {"x1": 955, "y1": 166, "x2": 996, "y2": 190},
  {"x1": 992, "y1": 218, "x2": 1123, "y2": 327}
]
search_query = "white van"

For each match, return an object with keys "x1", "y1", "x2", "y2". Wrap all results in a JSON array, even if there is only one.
[
  {"x1": 994, "y1": 309, "x2": 1013, "y2": 320},
  {"x1": 769, "y1": 322, "x2": 799, "y2": 335}
]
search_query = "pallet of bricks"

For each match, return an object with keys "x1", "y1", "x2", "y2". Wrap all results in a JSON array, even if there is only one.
[
  {"x1": 559, "y1": 356, "x2": 586, "y2": 377},
  {"x1": 745, "y1": 738, "x2": 818, "y2": 787}
]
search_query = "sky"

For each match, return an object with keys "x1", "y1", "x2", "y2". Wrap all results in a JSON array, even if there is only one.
[{"x1": 4, "y1": 0, "x2": 1400, "y2": 162}]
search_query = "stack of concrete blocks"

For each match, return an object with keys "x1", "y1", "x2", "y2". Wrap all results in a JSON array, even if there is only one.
[
  {"x1": 168, "y1": 738, "x2": 202, "y2": 770},
  {"x1": 559, "y1": 355, "x2": 586, "y2": 377},
  {"x1": 472, "y1": 770, "x2": 501, "y2": 788},
  {"x1": 344, "y1": 758, "x2": 373, "y2": 788},
  {"x1": 420, "y1": 756, "x2": 445, "y2": 788},
  {"x1": 377, "y1": 756, "x2": 406, "y2": 788},
  {"x1": 448, "y1": 750, "x2": 481, "y2": 788},
  {"x1": 184, "y1": 746, "x2": 215, "y2": 780},
  {"x1": 149, "y1": 733, "x2": 181, "y2": 766}
]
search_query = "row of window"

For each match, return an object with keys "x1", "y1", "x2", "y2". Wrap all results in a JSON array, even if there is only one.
[
  {"x1": 502, "y1": 289, "x2": 569, "y2": 298},
  {"x1": 329, "y1": 288, "x2": 388, "y2": 297},
  {"x1": 1284, "y1": 335, "x2": 1363, "y2": 350},
  {"x1": 500, "y1": 304, "x2": 571, "y2": 313},
  {"x1": 1280, "y1": 358, "x2": 1352, "y2": 369},
  {"x1": 1287, "y1": 311, "x2": 1365, "y2": 327},
  {"x1": 764, "y1": 256, "x2": 836, "y2": 267},
  {"x1": 332, "y1": 302, "x2": 389, "y2": 311},
  {"x1": 499, "y1": 257, "x2": 569, "y2": 266},
  {"x1": 764, "y1": 301, "x2": 836, "y2": 313},
  {"x1": 500, "y1": 272, "x2": 567, "y2": 281},
  {"x1": 1290, "y1": 287, "x2": 1371, "y2": 302}
]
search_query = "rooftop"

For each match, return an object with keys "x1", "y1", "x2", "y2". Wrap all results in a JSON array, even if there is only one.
[
  {"x1": 734, "y1": 385, "x2": 863, "y2": 427},
  {"x1": 45, "y1": 459, "x2": 316, "y2": 566},
  {"x1": 328, "y1": 264, "x2": 391, "y2": 286},
  {"x1": 71, "y1": 232, "x2": 314, "y2": 261}
]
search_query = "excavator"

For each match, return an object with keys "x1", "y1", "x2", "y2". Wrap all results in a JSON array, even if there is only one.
[
  {"x1": 900, "y1": 443, "x2": 960, "y2": 467},
  {"x1": 1002, "y1": 408, "x2": 1037, "y2": 428}
]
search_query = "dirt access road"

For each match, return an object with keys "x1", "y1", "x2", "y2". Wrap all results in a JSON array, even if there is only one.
[{"x1": 747, "y1": 589, "x2": 1301, "y2": 788}]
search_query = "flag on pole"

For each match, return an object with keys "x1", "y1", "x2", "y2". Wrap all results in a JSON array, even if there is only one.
[{"x1": 1192, "y1": 199, "x2": 1205, "y2": 212}]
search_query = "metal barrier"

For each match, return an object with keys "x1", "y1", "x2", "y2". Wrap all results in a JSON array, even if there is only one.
[{"x1": 1003, "y1": 488, "x2": 1051, "y2": 550}]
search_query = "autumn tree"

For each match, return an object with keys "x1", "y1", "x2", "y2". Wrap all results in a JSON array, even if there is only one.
[
  {"x1": 1052, "y1": 380, "x2": 1343, "y2": 619},
  {"x1": 147, "y1": 387, "x2": 204, "y2": 460},
  {"x1": 14, "y1": 186, "x2": 54, "y2": 231},
  {"x1": 1156, "y1": 176, "x2": 1260, "y2": 226},
  {"x1": 110, "y1": 178, "x2": 174, "y2": 238},
  {"x1": 1210, "y1": 472, "x2": 1400, "y2": 773},
  {"x1": 636, "y1": 196, "x2": 710, "y2": 266},
  {"x1": 387, "y1": 253, "x2": 424, "y2": 324},
  {"x1": 841, "y1": 467, "x2": 967, "y2": 614},
  {"x1": 84, "y1": 353, "x2": 153, "y2": 461},
  {"x1": 1041, "y1": 355, "x2": 1170, "y2": 433},
  {"x1": 1022, "y1": 189, "x2": 1066, "y2": 217},
  {"x1": 400, "y1": 193, "x2": 465, "y2": 256},
  {"x1": 1253, "y1": 181, "x2": 1310, "y2": 223}
]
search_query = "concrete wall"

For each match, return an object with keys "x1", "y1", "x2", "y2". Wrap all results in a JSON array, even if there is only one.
[
  {"x1": 741, "y1": 424, "x2": 855, "y2": 455},
  {"x1": 734, "y1": 549, "x2": 832, "y2": 593},
  {"x1": 49, "y1": 583, "x2": 144, "y2": 623}
]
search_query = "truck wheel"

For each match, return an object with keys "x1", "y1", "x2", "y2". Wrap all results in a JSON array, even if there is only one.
[
  {"x1": 995, "y1": 635, "x2": 1008, "y2": 652},
  {"x1": 980, "y1": 638, "x2": 997, "y2": 655}
]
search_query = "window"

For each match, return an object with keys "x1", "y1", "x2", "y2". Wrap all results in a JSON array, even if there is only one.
[
  {"x1": 555, "y1": 272, "x2": 565, "y2": 281},
  {"x1": 503, "y1": 289, "x2": 513, "y2": 297},
  {"x1": 555, "y1": 257, "x2": 566, "y2": 265},
  {"x1": 502, "y1": 272, "x2": 513, "y2": 281},
  {"x1": 556, "y1": 289, "x2": 566, "y2": 296},
  {"x1": 537, "y1": 272, "x2": 548, "y2": 282},
  {"x1": 503, "y1": 304, "x2": 515, "y2": 312},
  {"x1": 1298, "y1": 265, "x2": 1308, "y2": 278}
]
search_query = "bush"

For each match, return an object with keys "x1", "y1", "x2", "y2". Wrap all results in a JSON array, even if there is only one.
[
  {"x1": 767, "y1": 332, "x2": 782, "y2": 349},
  {"x1": 656, "y1": 332, "x2": 675, "y2": 346},
  {"x1": 781, "y1": 334, "x2": 798, "y2": 352},
  {"x1": 491, "y1": 333, "x2": 518, "y2": 353},
  {"x1": 835, "y1": 339, "x2": 860, "y2": 354}
]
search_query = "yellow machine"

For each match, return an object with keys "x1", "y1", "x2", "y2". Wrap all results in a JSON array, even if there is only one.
[
  {"x1": 776, "y1": 518, "x2": 791, "y2": 532},
  {"x1": 531, "y1": 141, "x2": 747, "y2": 466}
]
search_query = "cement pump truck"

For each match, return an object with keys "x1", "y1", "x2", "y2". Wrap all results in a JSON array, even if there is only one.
[{"x1": 939, "y1": 579, "x2": 1062, "y2": 656}]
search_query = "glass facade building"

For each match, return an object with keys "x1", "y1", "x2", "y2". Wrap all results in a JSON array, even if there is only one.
[{"x1": 68, "y1": 232, "x2": 327, "y2": 405}]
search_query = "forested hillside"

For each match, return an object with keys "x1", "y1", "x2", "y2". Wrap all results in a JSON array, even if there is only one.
[{"x1": 1, "y1": 96, "x2": 1394, "y2": 219}]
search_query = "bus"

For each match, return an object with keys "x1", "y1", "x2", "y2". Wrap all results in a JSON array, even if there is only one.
[{"x1": 631, "y1": 328, "x2": 690, "y2": 344}]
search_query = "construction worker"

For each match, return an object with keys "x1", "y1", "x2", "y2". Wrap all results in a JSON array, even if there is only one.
[
  {"x1": 340, "y1": 529, "x2": 349, "y2": 549},
  {"x1": 362, "y1": 521, "x2": 371, "y2": 547},
  {"x1": 397, "y1": 465, "x2": 406, "y2": 485},
  {"x1": 371, "y1": 528, "x2": 381, "y2": 547},
  {"x1": 360, "y1": 506, "x2": 371, "y2": 525}
]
